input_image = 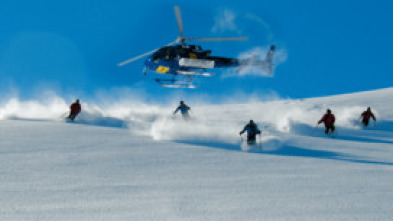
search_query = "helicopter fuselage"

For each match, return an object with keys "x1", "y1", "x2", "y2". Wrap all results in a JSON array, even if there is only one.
[{"x1": 144, "y1": 44, "x2": 240, "y2": 75}]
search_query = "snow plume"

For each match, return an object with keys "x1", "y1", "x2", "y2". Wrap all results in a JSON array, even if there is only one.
[
  {"x1": 0, "y1": 94, "x2": 68, "y2": 120},
  {"x1": 148, "y1": 97, "x2": 369, "y2": 143},
  {"x1": 222, "y1": 46, "x2": 287, "y2": 78},
  {"x1": 211, "y1": 8, "x2": 240, "y2": 34},
  {"x1": 0, "y1": 88, "x2": 386, "y2": 145}
]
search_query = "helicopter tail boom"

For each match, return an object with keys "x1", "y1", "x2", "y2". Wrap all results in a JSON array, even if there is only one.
[{"x1": 236, "y1": 45, "x2": 276, "y2": 75}]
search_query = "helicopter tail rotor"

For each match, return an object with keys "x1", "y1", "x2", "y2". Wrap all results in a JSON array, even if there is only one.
[
  {"x1": 257, "y1": 45, "x2": 276, "y2": 75},
  {"x1": 265, "y1": 45, "x2": 275, "y2": 62}
]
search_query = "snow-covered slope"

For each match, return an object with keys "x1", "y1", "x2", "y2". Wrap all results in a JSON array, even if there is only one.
[{"x1": 1, "y1": 88, "x2": 393, "y2": 220}]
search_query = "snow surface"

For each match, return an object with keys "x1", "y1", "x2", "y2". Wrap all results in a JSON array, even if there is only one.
[{"x1": 1, "y1": 88, "x2": 393, "y2": 220}]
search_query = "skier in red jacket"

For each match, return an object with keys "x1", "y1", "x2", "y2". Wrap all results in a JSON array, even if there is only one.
[
  {"x1": 360, "y1": 107, "x2": 376, "y2": 127},
  {"x1": 68, "y1": 99, "x2": 81, "y2": 121},
  {"x1": 318, "y1": 109, "x2": 336, "y2": 134}
]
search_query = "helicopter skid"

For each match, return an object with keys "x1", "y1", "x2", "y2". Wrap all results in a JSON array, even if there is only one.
[
  {"x1": 161, "y1": 84, "x2": 198, "y2": 89},
  {"x1": 176, "y1": 70, "x2": 214, "y2": 77},
  {"x1": 155, "y1": 78, "x2": 198, "y2": 89}
]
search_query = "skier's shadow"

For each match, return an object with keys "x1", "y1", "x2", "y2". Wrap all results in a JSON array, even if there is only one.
[
  {"x1": 178, "y1": 140, "x2": 241, "y2": 152},
  {"x1": 67, "y1": 113, "x2": 128, "y2": 128},
  {"x1": 371, "y1": 120, "x2": 393, "y2": 132},
  {"x1": 264, "y1": 145, "x2": 393, "y2": 166},
  {"x1": 334, "y1": 134, "x2": 393, "y2": 144},
  {"x1": 178, "y1": 140, "x2": 393, "y2": 167},
  {"x1": 292, "y1": 123, "x2": 393, "y2": 144}
]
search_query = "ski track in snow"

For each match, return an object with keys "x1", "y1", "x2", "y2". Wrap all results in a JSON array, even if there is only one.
[{"x1": 1, "y1": 88, "x2": 393, "y2": 220}]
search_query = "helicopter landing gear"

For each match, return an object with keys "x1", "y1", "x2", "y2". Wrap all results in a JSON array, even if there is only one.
[{"x1": 155, "y1": 75, "x2": 198, "y2": 88}]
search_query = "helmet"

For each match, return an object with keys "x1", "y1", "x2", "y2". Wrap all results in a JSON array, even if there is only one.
[
  {"x1": 76, "y1": 99, "x2": 80, "y2": 103},
  {"x1": 250, "y1": 120, "x2": 254, "y2": 124},
  {"x1": 180, "y1": 100, "x2": 184, "y2": 104},
  {"x1": 327, "y1": 109, "x2": 331, "y2": 114}
]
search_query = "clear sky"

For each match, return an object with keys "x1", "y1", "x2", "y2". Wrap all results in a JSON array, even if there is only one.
[{"x1": 0, "y1": 0, "x2": 392, "y2": 102}]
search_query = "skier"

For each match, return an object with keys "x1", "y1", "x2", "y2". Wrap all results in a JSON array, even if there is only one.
[
  {"x1": 360, "y1": 107, "x2": 376, "y2": 127},
  {"x1": 318, "y1": 109, "x2": 336, "y2": 135},
  {"x1": 67, "y1": 99, "x2": 81, "y2": 121},
  {"x1": 173, "y1": 100, "x2": 191, "y2": 119},
  {"x1": 239, "y1": 120, "x2": 261, "y2": 144}
]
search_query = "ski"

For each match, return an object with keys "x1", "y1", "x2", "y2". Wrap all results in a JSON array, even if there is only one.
[
  {"x1": 176, "y1": 70, "x2": 215, "y2": 77},
  {"x1": 161, "y1": 83, "x2": 198, "y2": 89},
  {"x1": 240, "y1": 135, "x2": 263, "y2": 152}
]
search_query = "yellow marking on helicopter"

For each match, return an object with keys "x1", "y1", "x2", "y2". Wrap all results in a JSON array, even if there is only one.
[
  {"x1": 156, "y1": 65, "x2": 170, "y2": 73},
  {"x1": 189, "y1": 53, "x2": 197, "y2": 59}
]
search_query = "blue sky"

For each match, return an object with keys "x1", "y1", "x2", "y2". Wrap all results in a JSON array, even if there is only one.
[{"x1": 0, "y1": 0, "x2": 392, "y2": 102}]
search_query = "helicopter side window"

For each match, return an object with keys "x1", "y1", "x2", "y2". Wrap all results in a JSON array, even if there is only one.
[
  {"x1": 189, "y1": 45, "x2": 202, "y2": 51},
  {"x1": 176, "y1": 48, "x2": 187, "y2": 58},
  {"x1": 152, "y1": 52, "x2": 161, "y2": 62},
  {"x1": 165, "y1": 48, "x2": 176, "y2": 60}
]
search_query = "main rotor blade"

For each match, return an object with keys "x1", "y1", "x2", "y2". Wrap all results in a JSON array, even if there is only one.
[
  {"x1": 118, "y1": 41, "x2": 177, "y2": 67},
  {"x1": 186, "y1": 37, "x2": 249, "y2": 42},
  {"x1": 174, "y1": 6, "x2": 183, "y2": 36}
]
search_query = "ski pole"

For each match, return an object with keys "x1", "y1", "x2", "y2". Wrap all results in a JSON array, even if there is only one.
[
  {"x1": 189, "y1": 109, "x2": 194, "y2": 119},
  {"x1": 312, "y1": 124, "x2": 319, "y2": 136},
  {"x1": 60, "y1": 112, "x2": 69, "y2": 118},
  {"x1": 258, "y1": 133, "x2": 263, "y2": 150},
  {"x1": 357, "y1": 117, "x2": 363, "y2": 127}
]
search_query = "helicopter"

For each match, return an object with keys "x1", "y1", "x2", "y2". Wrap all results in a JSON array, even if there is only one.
[{"x1": 118, "y1": 6, "x2": 275, "y2": 88}]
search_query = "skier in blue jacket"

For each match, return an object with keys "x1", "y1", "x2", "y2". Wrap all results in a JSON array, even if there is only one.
[
  {"x1": 173, "y1": 101, "x2": 191, "y2": 119},
  {"x1": 239, "y1": 120, "x2": 261, "y2": 143}
]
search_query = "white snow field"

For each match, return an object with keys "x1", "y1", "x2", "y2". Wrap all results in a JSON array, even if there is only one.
[{"x1": 1, "y1": 88, "x2": 393, "y2": 220}]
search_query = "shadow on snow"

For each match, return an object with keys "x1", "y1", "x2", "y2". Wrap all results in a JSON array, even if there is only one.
[
  {"x1": 66, "y1": 113, "x2": 128, "y2": 129},
  {"x1": 291, "y1": 123, "x2": 393, "y2": 144},
  {"x1": 181, "y1": 140, "x2": 393, "y2": 167},
  {"x1": 264, "y1": 145, "x2": 393, "y2": 166}
]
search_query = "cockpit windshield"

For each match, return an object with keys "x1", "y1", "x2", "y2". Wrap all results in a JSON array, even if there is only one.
[
  {"x1": 152, "y1": 45, "x2": 206, "y2": 61},
  {"x1": 153, "y1": 46, "x2": 177, "y2": 60}
]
